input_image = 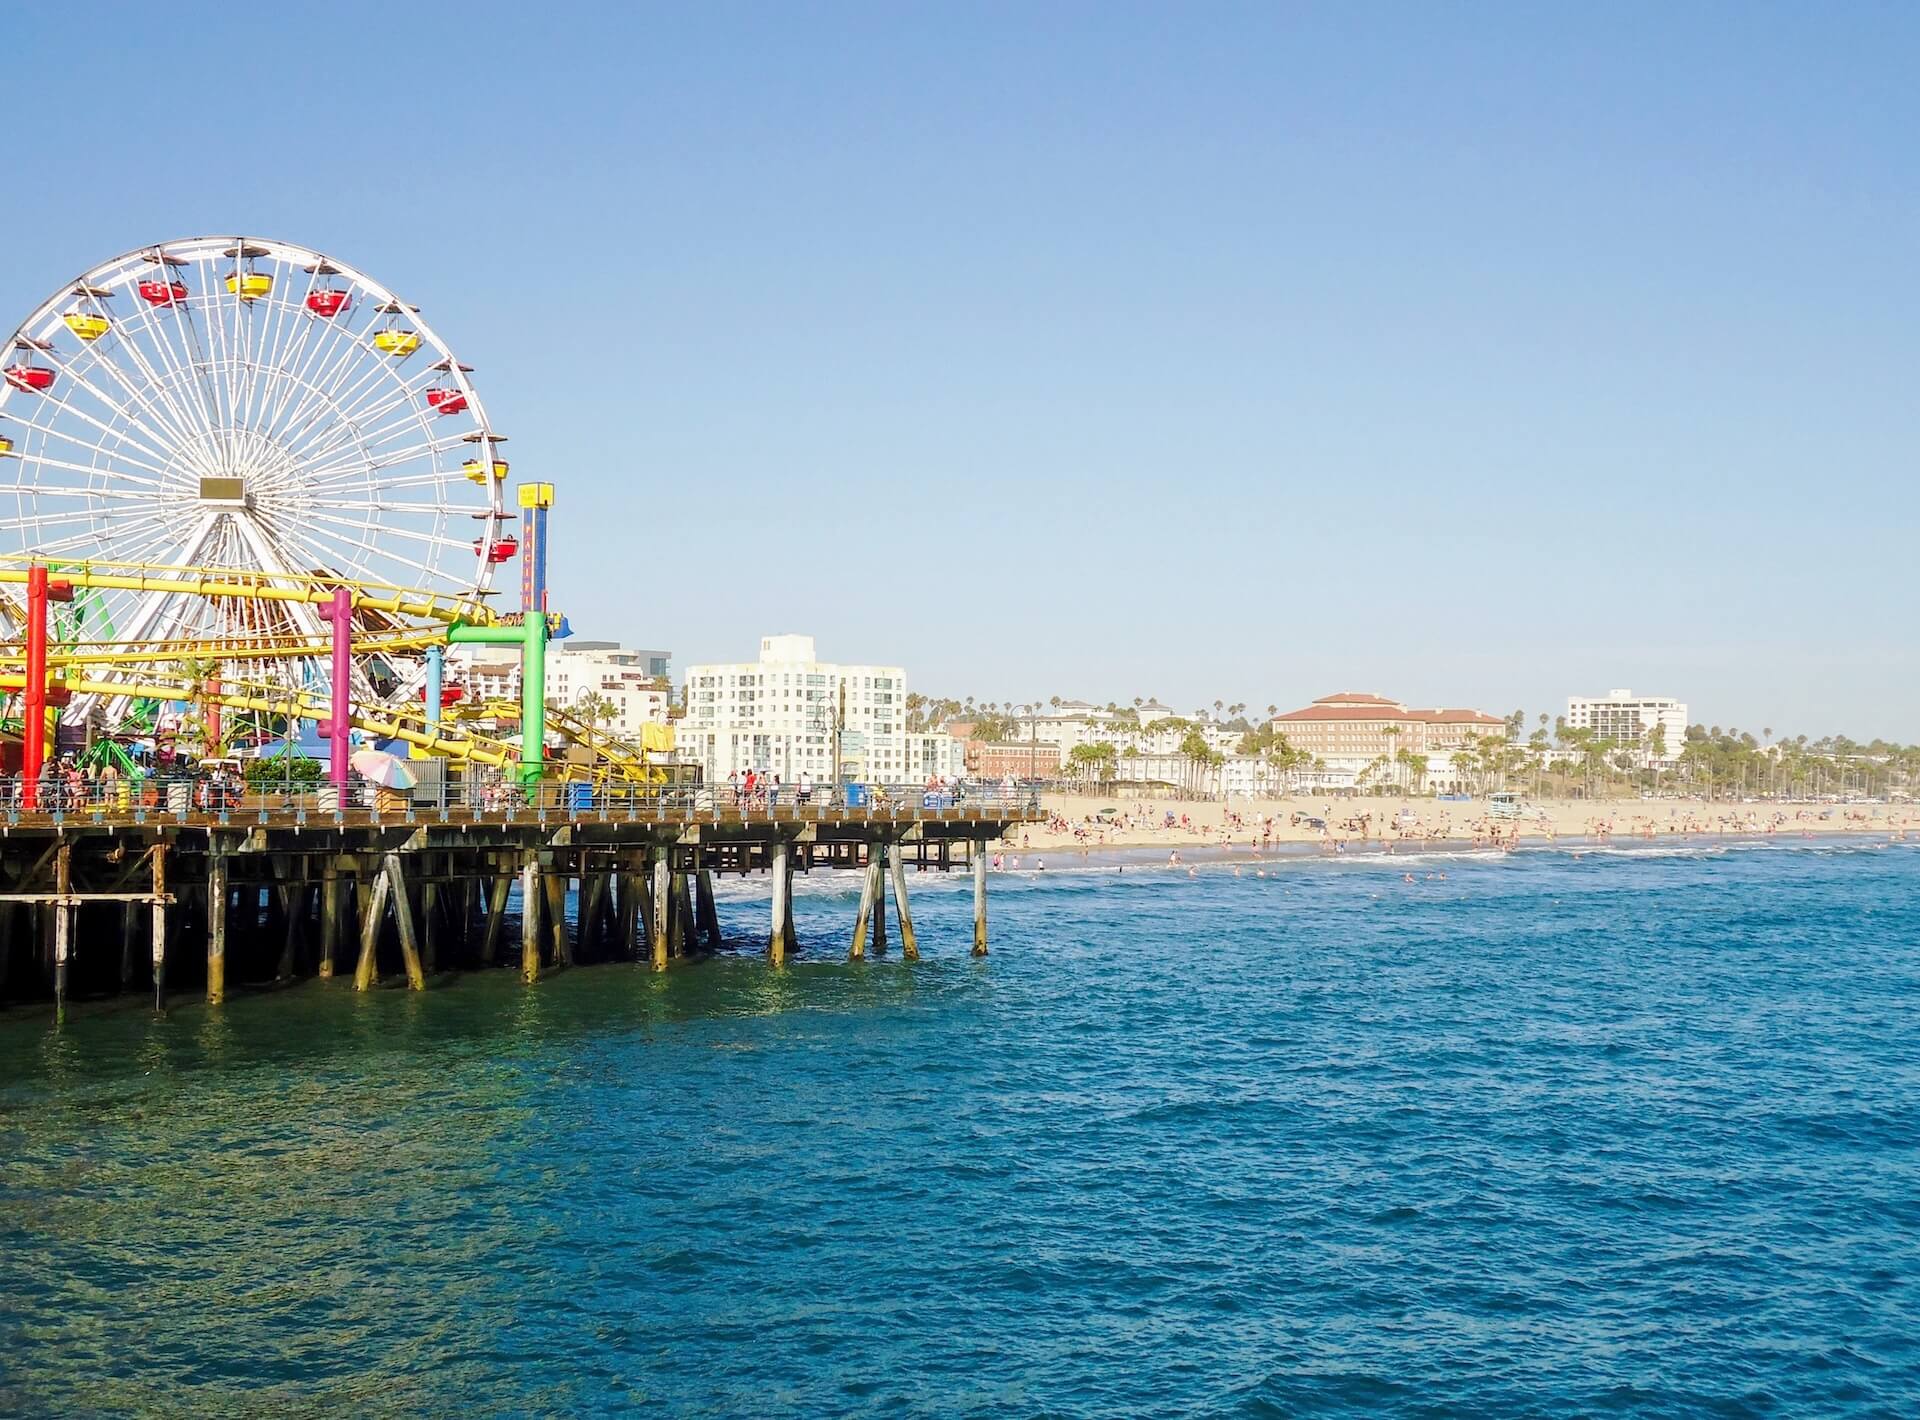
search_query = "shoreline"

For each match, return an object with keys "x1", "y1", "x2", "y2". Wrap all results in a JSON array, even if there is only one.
[{"x1": 992, "y1": 791, "x2": 1917, "y2": 853}]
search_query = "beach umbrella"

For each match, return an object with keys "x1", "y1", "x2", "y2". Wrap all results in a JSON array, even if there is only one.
[{"x1": 350, "y1": 749, "x2": 418, "y2": 789}]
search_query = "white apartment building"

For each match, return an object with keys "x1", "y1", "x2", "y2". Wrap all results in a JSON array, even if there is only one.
[
  {"x1": 1565, "y1": 689, "x2": 1689, "y2": 764},
  {"x1": 679, "y1": 634, "x2": 917, "y2": 784},
  {"x1": 448, "y1": 640, "x2": 672, "y2": 741},
  {"x1": 547, "y1": 641, "x2": 672, "y2": 738}
]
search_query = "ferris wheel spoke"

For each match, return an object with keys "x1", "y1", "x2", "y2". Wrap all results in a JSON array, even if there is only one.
[
  {"x1": 267, "y1": 301, "x2": 405, "y2": 454},
  {"x1": 52, "y1": 315, "x2": 202, "y2": 453},
  {"x1": 0, "y1": 415, "x2": 175, "y2": 480},
  {"x1": 278, "y1": 353, "x2": 437, "y2": 467},
  {"x1": 118, "y1": 286, "x2": 220, "y2": 458},
  {"x1": 302, "y1": 433, "x2": 466, "y2": 488},
  {"x1": 91, "y1": 308, "x2": 215, "y2": 457},
  {"x1": 296, "y1": 522, "x2": 457, "y2": 586},
  {"x1": 21, "y1": 351, "x2": 183, "y2": 470},
  {"x1": 291, "y1": 391, "x2": 444, "y2": 476}
]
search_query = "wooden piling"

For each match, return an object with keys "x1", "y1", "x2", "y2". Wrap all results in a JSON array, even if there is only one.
[
  {"x1": 769, "y1": 840, "x2": 790, "y2": 965},
  {"x1": 617, "y1": 867, "x2": 640, "y2": 961},
  {"x1": 670, "y1": 871, "x2": 694, "y2": 957},
  {"x1": 972, "y1": 842, "x2": 989, "y2": 957},
  {"x1": 383, "y1": 854, "x2": 426, "y2": 990},
  {"x1": 421, "y1": 862, "x2": 441, "y2": 975},
  {"x1": 207, "y1": 851, "x2": 228, "y2": 1004},
  {"x1": 482, "y1": 871, "x2": 512, "y2": 965},
  {"x1": 650, "y1": 851, "x2": 669, "y2": 971},
  {"x1": 696, "y1": 868, "x2": 721, "y2": 950},
  {"x1": 520, "y1": 853, "x2": 542, "y2": 983},
  {"x1": 888, "y1": 844, "x2": 918, "y2": 961},
  {"x1": 850, "y1": 847, "x2": 880, "y2": 960},
  {"x1": 319, "y1": 859, "x2": 341, "y2": 979},
  {"x1": 544, "y1": 870, "x2": 571, "y2": 967},
  {"x1": 151, "y1": 844, "x2": 169, "y2": 1007},
  {"x1": 353, "y1": 866, "x2": 391, "y2": 991}
]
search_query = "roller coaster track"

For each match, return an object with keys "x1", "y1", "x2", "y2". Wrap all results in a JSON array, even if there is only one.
[{"x1": 0, "y1": 556, "x2": 498, "y2": 626}]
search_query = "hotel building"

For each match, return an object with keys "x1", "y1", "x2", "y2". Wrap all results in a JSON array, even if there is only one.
[
  {"x1": 1270, "y1": 691, "x2": 1507, "y2": 790},
  {"x1": 1564, "y1": 690, "x2": 1688, "y2": 763},
  {"x1": 679, "y1": 634, "x2": 959, "y2": 785}
]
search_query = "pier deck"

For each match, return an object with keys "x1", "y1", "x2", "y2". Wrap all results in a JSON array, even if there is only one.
[{"x1": 0, "y1": 792, "x2": 1046, "y2": 1016}]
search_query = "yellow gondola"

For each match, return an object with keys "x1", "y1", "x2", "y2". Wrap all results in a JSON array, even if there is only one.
[
  {"x1": 63, "y1": 312, "x2": 111, "y2": 342},
  {"x1": 462, "y1": 457, "x2": 510, "y2": 483},
  {"x1": 374, "y1": 329, "x2": 421, "y2": 356},
  {"x1": 226, "y1": 271, "x2": 274, "y2": 301},
  {"x1": 0, "y1": 435, "x2": 13, "y2": 457}
]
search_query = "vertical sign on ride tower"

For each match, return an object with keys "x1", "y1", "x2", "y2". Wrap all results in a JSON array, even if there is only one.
[{"x1": 519, "y1": 482, "x2": 553, "y2": 615}]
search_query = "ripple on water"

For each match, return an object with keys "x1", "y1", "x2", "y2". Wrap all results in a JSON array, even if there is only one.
[{"x1": 0, "y1": 842, "x2": 1916, "y2": 1414}]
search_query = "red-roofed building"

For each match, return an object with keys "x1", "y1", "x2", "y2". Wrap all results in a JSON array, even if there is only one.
[{"x1": 1270, "y1": 692, "x2": 1506, "y2": 790}]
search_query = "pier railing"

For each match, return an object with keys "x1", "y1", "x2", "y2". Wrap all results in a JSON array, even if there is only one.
[{"x1": 0, "y1": 775, "x2": 1043, "y2": 827}]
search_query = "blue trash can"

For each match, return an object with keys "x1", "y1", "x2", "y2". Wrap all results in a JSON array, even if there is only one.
[{"x1": 844, "y1": 782, "x2": 868, "y2": 808}]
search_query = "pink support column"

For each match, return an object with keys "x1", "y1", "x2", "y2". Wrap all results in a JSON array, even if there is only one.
[{"x1": 328, "y1": 586, "x2": 352, "y2": 810}]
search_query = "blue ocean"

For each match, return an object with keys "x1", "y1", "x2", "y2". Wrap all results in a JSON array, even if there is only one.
[{"x1": 1, "y1": 840, "x2": 1916, "y2": 1415}]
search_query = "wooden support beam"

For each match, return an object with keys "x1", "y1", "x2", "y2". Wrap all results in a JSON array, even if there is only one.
[
  {"x1": 973, "y1": 842, "x2": 989, "y2": 957},
  {"x1": 421, "y1": 860, "x2": 440, "y2": 976},
  {"x1": 695, "y1": 868, "x2": 721, "y2": 950},
  {"x1": 353, "y1": 868, "x2": 392, "y2": 991},
  {"x1": 120, "y1": 901, "x2": 138, "y2": 992},
  {"x1": 871, "y1": 845, "x2": 888, "y2": 956},
  {"x1": 319, "y1": 860, "x2": 341, "y2": 979},
  {"x1": 520, "y1": 853, "x2": 542, "y2": 984},
  {"x1": 850, "y1": 847, "x2": 880, "y2": 960},
  {"x1": 669, "y1": 870, "x2": 693, "y2": 958},
  {"x1": 769, "y1": 840, "x2": 790, "y2": 965},
  {"x1": 617, "y1": 868, "x2": 639, "y2": 961},
  {"x1": 207, "y1": 852, "x2": 228, "y2": 1005},
  {"x1": 544, "y1": 870, "x2": 571, "y2": 968},
  {"x1": 889, "y1": 843, "x2": 918, "y2": 961},
  {"x1": 582, "y1": 872, "x2": 608, "y2": 963},
  {"x1": 481, "y1": 871, "x2": 512, "y2": 965},
  {"x1": 650, "y1": 851, "x2": 669, "y2": 972},
  {"x1": 273, "y1": 861, "x2": 304, "y2": 982},
  {"x1": 151, "y1": 845, "x2": 168, "y2": 1008},
  {"x1": 383, "y1": 854, "x2": 426, "y2": 991}
]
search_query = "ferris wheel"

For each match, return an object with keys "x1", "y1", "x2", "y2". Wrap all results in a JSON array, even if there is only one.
[{"x1": 0, "y1": 235, "x2": 511, "y2": 718}]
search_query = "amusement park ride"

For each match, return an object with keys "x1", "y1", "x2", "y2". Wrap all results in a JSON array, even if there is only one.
[{"x1": 0, "y1": 235, "x2": 658, "y2": 806}]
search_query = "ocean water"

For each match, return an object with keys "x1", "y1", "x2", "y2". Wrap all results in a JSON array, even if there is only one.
[{"x1": 1, "y1": 840, "x2": 1917, "y2": 1416}]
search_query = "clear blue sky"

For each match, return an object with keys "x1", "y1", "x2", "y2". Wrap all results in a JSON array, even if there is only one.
[{"x1": 5, "y1": 3, "x2": 1915, "y2": 739}]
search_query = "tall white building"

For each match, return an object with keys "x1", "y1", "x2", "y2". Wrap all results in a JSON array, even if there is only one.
[
  {"x1": 680, "y1": 634, "x2": 930, "y2": 784},
  {"x1": 1565, "y1": 689, "x2": 1689, "y2": 763}
]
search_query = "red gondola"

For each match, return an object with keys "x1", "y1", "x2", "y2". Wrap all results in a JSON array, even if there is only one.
[
  {"x1": 4, "y1": 365, "x2": 55, "y2": 393},
  {"x1": 474, "y1": 534, "x2": 518, "y2": 563},
  {"x1": 426, "y1": 387, "x2": 468, "y2": 415},
  {"x1": 306, "y1": 289, "x2": 348, "y2": 318},
  {"x1": 138, "y1": 279, "x2": 189, "y2": 307}
]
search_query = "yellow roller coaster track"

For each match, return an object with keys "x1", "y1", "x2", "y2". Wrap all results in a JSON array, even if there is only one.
[
  {"x1": 0, "y1": 556, "x2": 498, "y2": 625},
  {"x1": 460, "y1": 698, "x2": 671, "y2": 785},
  {"x1": 0, "y1": 626, "x2": 455, "y2": 667}
]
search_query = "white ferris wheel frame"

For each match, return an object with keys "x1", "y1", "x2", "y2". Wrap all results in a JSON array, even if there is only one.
[{"x1": 0, "y1": 235, "x2": 508, "y2": 716}]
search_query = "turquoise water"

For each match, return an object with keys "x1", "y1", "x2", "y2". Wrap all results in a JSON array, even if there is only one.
[{"x1": 2, "y1": 841, "x2": 1917, "y2": 1415}]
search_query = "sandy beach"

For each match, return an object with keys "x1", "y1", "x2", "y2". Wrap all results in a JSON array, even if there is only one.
[{"x1": 992, "y1": 792, "x2": 1919, "y2": 853}]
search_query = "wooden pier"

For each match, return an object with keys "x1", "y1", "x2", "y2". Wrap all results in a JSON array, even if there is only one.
[{"x1": 0, "y1": 797, "x2": 1045, "y2": 1017}]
